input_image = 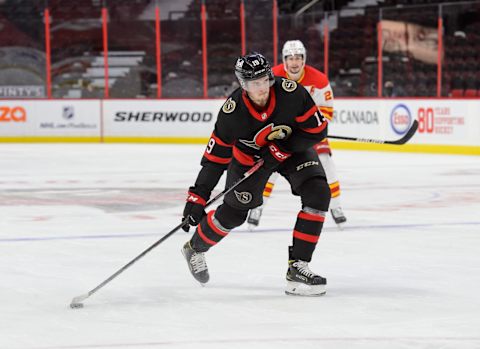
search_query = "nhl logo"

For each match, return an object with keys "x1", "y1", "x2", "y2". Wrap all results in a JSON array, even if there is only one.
[
  {"x1": 281, "y1": 79, "x2": 297, "y2": 92},
  {"x1": 261, "y1": 113, "x2": 267, "y2": 120},
  {"x1": 222, "y1": 98, "x2": 236, "y2": 114},
  {"x1": 62, "y1": 106, "x2": 74, "y2": 120},
  {"x1": 234, "y1": 190, "x2": 252, "y2": 204}
]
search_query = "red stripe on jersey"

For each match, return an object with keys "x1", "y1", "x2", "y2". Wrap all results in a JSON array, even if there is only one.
[
  {"x1": 207, "y1": 211, "x2": 228, "y2": 237},
  {"x1": 242, "y1": 88, "x2": 277, "y2": 122},
  {"x1": 295, "y1": 105, "x2": 318, "y2": 123},
  {"x1": 210, "y1": 132, "x2": 233, "y2": 147},
  {"x1": 233, "y1": 146, "x2": 255, "y2": 166},
  {"x1": 298, "y1": 211, "x2": 325, "y2": 222},
  {"x1": 197, "y1": 224, "x2": 216, "y2": 246},
  {"x1": 203, "y1": 151, "x2": 231, "y2": 164},
  {"x1": 293, "y1": 230, "x2": 320, "y2": 243},
  {"x1": 302, "y1": 122, "x2": 327, "y2": 134}
]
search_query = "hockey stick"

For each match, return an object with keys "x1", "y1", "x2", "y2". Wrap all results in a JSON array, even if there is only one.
[
  {"x1": 70, "y1": 159, "x2": 265, "y2": 309},
  {"x1": 328, "y1": 120, "x2": 419, "y2": 145},
  {"x1": 245, "y1": 121, "x2": 418, "y2": 231}
]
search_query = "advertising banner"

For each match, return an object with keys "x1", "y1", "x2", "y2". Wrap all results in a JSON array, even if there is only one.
[
  {"x1": 332, "y1": 99, "x2": 478, "y2": 147},
  {"x1": 0, "y1": 86, "x2": 45, "y2": 98},
  {"x1": 329, "y1": 100, "x2": 385, "y2": 139},
  {"x1": 0, "y1": 98, "x2": 478, "y2": 153},
  {"x1": 382, "y1": 100, "x2": 476, "y2": 145},
  {"x1": 0, "y1": 100, "x2": 101, "y2": 137},
  {"x1": 381, "y1": 20, "x2": 441, "y2": 64},
  {"x1": 103, "y1": 99, "x2": 225, "y2": 139}
]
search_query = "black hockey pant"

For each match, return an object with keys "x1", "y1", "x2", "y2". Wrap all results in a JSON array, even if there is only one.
[{"x1": 190, "y1": 148, "x2": 331, "y2": 262}]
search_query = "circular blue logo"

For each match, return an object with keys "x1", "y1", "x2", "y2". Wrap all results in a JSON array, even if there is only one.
[{"x1": 390, "y1": 104, "x2": 412, "y2": 135}]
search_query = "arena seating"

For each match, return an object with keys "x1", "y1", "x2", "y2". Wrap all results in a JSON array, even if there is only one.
[{"x1": 0, "y1": 0, "x2": 478, "y2": 98}]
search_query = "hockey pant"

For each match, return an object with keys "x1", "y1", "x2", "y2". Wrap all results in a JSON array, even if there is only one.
[{"x1": 191, "y1": 149, "x2": 330, "y2": 262}]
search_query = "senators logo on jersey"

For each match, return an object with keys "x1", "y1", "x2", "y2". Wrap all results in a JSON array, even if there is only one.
[
  {"x1": 281, "y1": 78, "x2": 297, "y2": 92},
  {"x1": 222, "y1": 98, "x2": 236, "y2": 114},
  {"x1": 239, "y1": 123, "x2": 292, "y2": 150}
]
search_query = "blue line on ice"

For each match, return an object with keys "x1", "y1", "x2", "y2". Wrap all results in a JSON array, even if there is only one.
[{"x1": 1, "y1": 221, "x2": 479, "y2": 243}]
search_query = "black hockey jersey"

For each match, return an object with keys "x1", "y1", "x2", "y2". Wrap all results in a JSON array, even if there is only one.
[{"x1": 192, "y1": 76, "x2": 329, "y2": 200}]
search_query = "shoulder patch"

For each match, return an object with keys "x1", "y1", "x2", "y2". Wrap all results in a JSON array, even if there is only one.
[
  {"x1": 281, "y1": 78, "x2": 297, "y2": 92},
  {"x1": 222, "y1": 97, "x2": 236, "y2": 114}
]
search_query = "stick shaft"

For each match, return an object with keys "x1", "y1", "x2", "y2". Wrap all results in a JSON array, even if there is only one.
[
  {"x1": 328, "y1": 120, "x2": 419, "y2": 145},
  {"x1": 71, "y1": 160, "x2": 264, "y2": 304}
]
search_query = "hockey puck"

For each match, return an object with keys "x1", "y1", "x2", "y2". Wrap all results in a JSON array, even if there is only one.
[{"x1": 70, "y1": 302, "x2": 84, "y2": 309}]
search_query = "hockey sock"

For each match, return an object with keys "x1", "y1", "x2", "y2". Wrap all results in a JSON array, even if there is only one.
[
  {"x1": 291, "y1": 207, "x2": 326, "y2": 262},
  {"x1": 329, "y1": 181, "x2": 342, "y2": 208}
]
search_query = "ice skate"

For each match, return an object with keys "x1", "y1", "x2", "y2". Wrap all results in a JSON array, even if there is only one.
[
  {"x1": 285, "y1": 260, "x2": 326, "y2": 296},
  {"x1": 181, "y1": 241, "x2": 209, "y2": 285},
  {"x1": 330, "y1": 207, "x2": 347, "y2": 228},
  {"x1": 247, "y1": 206, "x2": 263, "y2": 230}
]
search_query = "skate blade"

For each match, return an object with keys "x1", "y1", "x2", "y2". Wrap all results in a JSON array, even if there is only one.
[{"x1": 285, "y1": 281, "x2": 326, "y2": 297}]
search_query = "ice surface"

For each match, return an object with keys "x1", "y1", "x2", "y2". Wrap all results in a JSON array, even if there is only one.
[{"x1": 1, "y1": 143, "x2": 479, "y2": 349}]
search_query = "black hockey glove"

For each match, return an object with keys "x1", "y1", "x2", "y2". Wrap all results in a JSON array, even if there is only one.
[
  {"x1": 182, "y1": 188, "x2": 208, "y2": 232},
  {"x1": 259, "y1": 143, "x2": 291, "y2": 171}
]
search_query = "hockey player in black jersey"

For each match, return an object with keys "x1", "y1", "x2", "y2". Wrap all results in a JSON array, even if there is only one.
[{"x1": 181, "y1": 52, "x2": 331, "y2": 296}]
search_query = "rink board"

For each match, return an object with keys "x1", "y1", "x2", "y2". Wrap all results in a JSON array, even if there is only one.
[{"x1": 0, "y1": 98, "x2": 479, "y2": 154}]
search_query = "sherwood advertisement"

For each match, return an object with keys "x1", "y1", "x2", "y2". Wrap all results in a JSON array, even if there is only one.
[{"x1": 103, "y1": 99, "x2": 224, "y2": 139}]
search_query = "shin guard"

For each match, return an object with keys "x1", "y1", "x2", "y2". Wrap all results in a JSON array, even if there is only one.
[{"x1": 190, "y1": 210, "x2": 230, "y2": 252}]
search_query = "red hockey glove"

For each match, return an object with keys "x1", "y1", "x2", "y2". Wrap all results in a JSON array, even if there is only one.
[
  {"x1": 182, "y1": 189, "x2": 207, "y2": 232},
  {"x1": 259, "y1": 143, "x2": 291, "y2": 171}
]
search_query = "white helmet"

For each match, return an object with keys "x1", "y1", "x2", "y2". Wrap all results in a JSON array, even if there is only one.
[{"x1": 282, "y1": 40, "x2": 307, "y2": 63}]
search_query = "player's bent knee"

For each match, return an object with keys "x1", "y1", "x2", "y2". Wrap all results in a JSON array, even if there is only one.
[
  {"x1": 215, "y1": 202, "x2": 249, "y2": 230},
  {"x1": 298, "y1": 176, "x2": 331, "y2": 211}
]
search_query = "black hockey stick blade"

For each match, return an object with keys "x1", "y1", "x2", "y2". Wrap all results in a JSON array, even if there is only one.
[{"x1": 328, "y1": 120, "x2": 419, "y2": 145}]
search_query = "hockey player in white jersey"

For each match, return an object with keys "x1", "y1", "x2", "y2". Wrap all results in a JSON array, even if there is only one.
[{"x1": 247, "y1": 40, "x2": 347, "y2": 229}]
